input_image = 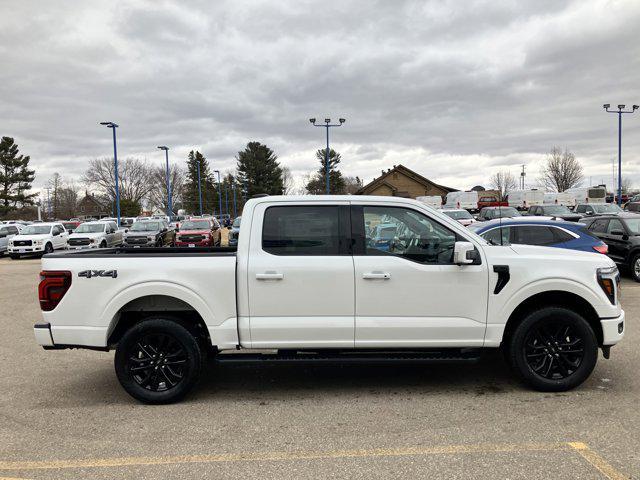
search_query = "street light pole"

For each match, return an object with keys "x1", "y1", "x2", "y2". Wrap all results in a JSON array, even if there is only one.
[
  {"x1": 603, "y1": 104, "x2": 638, "y2": 205},
  {"x1": 225, "y1": 184, "x2": 229, "y2": 218},
  {"x1": 196, "y1": 157, "x2": 203, "y2": 216},
  {"x1": 232, "y1": 181, "x2": 237, "y2": 218},
  {"x1": 309, "y1": 117, "x2": 346, "y2": 194},
  {"x1": 100, "y1": 122, "x2": 120, "y2": 226},
  {"x1": 214, "y1": 170, "x2": 222, "y2": 219},
  {"x1": 157, "y1": 146, "x2": 171, "y2": 216}
]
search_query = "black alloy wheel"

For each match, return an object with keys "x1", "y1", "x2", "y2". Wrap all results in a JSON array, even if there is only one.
[
  {"x1": 44, "y1": 243, "x2": 53, "y2": 254},
  {"x1": 630, "y1": 254, "x2": 640, "y2": 283},
  {"x1": 508, "y1": 307, "x2": 597, "y2": 391},
  {"x1": 115, "y1": 318, "x2": 203, "y2": 404}
]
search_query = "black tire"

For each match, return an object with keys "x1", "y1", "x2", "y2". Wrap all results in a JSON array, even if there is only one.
[
  {"x1": 156, "y1": 239, "x2": 162, "y2": 248},
  {"x1": 508, "y1": 307, "x2": 598, "y2": 392},
  {"x1": 630, "y1": 254, "x2": 640, "y2": 282},
  {"x1": 100, "y1": 240, "x2": 107, "y2": 249},
  {"x1": 114, "y1": 318, "x2": 204, "y2": 404},
  {"x1": 10, "y1": 254, "x2": 20, "y2": 260},
  {"x1": 43, "y1": 243, "x2": 54, "y2": 255}
]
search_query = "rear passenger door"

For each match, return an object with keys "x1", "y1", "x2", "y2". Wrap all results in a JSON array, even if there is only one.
[{"x1": 246, "y1": 202, "x2": 355, "y2": 348}]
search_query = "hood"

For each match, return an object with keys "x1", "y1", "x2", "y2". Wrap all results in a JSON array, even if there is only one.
[
  {"x1": 11, "y1": 233, "x2": 50, "y2": 241},
  {"x1": 178, "y1": 229, "x2": 210, "y2": 235},
  {"x1": 507, "y1": 243, "x2": 615, "y2": 267}
]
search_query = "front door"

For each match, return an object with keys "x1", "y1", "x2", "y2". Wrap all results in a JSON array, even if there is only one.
[
  {"x1": 603, "y1": 218, "x2": 628, "y2": 263},
  {"x1": 247, "y1": 202, "x2": 354, "y2": 348},
  {"x1": 351, "y1": 203, "x2": 489, "y2": 347}
]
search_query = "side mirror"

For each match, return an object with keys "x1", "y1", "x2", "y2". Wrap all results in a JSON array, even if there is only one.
[
  {"x1": 453, "y1": 241, "x2": 476, "y2": 265},
  {"x1": 610, "y1": 230, "x2": 625, "y2": 236}
]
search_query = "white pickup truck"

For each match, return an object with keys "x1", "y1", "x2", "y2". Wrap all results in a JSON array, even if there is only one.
[{"x1": 34, "y1": 196, "x2": 625, "y2": 404}]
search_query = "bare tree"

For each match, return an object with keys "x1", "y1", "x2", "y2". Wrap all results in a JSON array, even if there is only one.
[
  {"x1": 621, "y1": 177, "x2": 634, "y2": 194},
  {"x1": 489, "y1": 170, "x2": 517, "y2": 200},
  {"x1": 57, "y1": 181, "x2": 80, "y2": 219},
  {"x1": 46, "y1": 173, "x2": 63, "y2": 219},
  {"x1": 343, "y1": 176, "x2": 363, "y2": 194},
  {"x1": 539, "y1": 147, "x2": 583, "y2": 192},
  {"x1": 148, "y1": 164, "x2": 185, "y2": 214},
  {"x1": 83, "y1": 157, "x2": 154, "y2": 204},
  {"x1": 281, "y1": 166, "x2": 295, "y2": 195}
]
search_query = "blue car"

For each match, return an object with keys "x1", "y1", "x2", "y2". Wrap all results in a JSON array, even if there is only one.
[{"x1": 468, "y1": 217, "x2": 608, "y2": 254}]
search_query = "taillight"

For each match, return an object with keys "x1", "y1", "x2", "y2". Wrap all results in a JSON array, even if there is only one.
[
  {"x1": 593, "y1": 244, "x2": 608, "y2": 254},
  {"x1": 38, "y1": 271, "x2": 72, "y2": 311}
]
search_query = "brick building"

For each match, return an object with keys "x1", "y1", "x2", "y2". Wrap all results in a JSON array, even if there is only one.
[{"x1": 355, "y1": 164, "x2": 456, "y2": 199}]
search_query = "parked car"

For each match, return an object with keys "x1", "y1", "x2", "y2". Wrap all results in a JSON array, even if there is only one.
[
  {"x1": 123, "y1": 220, "x2": 175, "y2": 247},
  {"x1": 469, "y1": 217, "x2": 608, "y2": 254},
  {"x1": 228, "y1": 216, "x2": 241, "y2": 247},
  {"x1": 7, "y1": 222, "x2": 68, "y2": 258},
  {"x1": 623, "y1": 194, "x2": 640, "y2": 213},
  {"x1": 477, "y1": 206, "x2": 521, "y2": 221},
  {"x1": 67, "y1": 221, "x2": 123, "y2": 250},
  {"x1": 506, "y1": 189, "x2": 545, "y2": 210},
  {"x1": 477, "y1": 194, "x2": 508, "y2": 210},
  {"x1": 526, "y1": 205, "x2": 583, "y2": 222},
  {"x1": 120, "y1": 217, "x2": 136, "y2": 228},
  {"x1": 438, "y1": 209, "x2": 476, "y2": 226},
  {"x1": 35, "y1": 195, "x2": 624, "y2": 403},
  {"x1": 175, "y1": 218, "x2": 221, "y2": 247},
  {"x1": 61, "y1": 221, "x2": 82, "y2": 233},
  {"x1": 575, "y1": 203, "x2": 625, "y2": 216},
  {"x1": 580, "y1": 214, "x2": 640, "y2": 281},
  {"x1": 444, "y1": 191, "x2": 478, "y2": 211},
  {"x1": 0, "y1": 224, "x2": 23, "y2": 256}
]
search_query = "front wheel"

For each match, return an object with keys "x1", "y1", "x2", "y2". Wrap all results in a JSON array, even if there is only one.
[
  {"x1": 115, "y1": 319, "x2": 204, "y2": 404},
  {"x1": 10, "y1": 254, "x2": 20, "y2": 260},
  {"x1": 630, "y1": 254, "x2": 640, "y2": 282},
  {"x1": 507, "y1": 307, "x2": 598, "y2": 392},
  {"x1": 43, "y1": 243, "x2": 54, "y2": 255}
]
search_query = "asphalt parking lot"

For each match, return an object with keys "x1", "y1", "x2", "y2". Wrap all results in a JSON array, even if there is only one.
[{"x1": 0, "y1": 256, "x2": 638, "y2": 479}]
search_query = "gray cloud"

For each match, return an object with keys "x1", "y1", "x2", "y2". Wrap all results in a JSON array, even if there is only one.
[{"x1": 1, "y1": 0, "x2": 639, "y2": 196}]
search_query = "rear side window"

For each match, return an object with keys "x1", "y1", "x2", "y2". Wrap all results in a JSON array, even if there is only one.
[
  {"x1": 512, "y1": 226, "x2": 557, "y2": 245},
  {"x1": 588, "y1": 219, "x2": 608, "y2": 233},
  {"x1": 262, "y1": 206, "x2": 344, "y2": 255},
  {"x1": 551, "y1": 228, "x2": 576, "y2": 243}
]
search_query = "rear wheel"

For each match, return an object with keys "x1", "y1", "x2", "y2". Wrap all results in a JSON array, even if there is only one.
[
  {"x1": 630, "y1": 254, "x2": 640, "y2": 282},
  {"x1": 115, "y1": 319, "x2": 204, "y2": 404},
  {"x1": 508, "y1": 307, "x2": 597, "y2": 391}
]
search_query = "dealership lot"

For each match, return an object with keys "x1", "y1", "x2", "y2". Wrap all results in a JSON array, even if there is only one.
[{"x1": 0, "y1": 257, "x2": 638, "y2": 479}]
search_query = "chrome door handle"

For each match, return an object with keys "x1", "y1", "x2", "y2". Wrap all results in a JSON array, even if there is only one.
[
  {"x1": 362, "y1": 272, "x2": 391, "y2": 280},
  {"x1": 256, "y1": 272, "x2": 284, "y2": 280}
]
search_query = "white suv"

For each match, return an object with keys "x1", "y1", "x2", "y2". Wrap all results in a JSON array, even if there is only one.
[{"x1": 8, "y1": 222, "x2": 68, "y2": 258}]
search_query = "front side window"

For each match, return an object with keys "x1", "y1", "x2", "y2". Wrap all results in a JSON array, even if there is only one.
[
  {"x1": 589, "y1": 219, "x2": 608, "y2": 233},
  {"x1": 607, "y1": 219, "x2": 625, "y2": 235},
  {"x1": 262, "y1": 206, "x2": 343, "y2": 255},
  {"x1": 357, "y1": 206, "x2": 457, "y2": 264}
]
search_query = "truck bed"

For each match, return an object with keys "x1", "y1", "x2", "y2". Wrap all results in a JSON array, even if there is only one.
[{"x1": 45, "y1": 246, "x2": 237, "y2": 258}]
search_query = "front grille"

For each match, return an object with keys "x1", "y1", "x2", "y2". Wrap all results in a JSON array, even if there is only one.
[
  {"x1": 13, "y1": 240, "x2": 32, "y2": 247},
  {"x1": 179, "y1": 235, "x2": 204, "y2": 242},
  {"x1": 68, "y1": 238, "x2": 91, "y2": 246},
  {"x1": 126, "y1": 236, "x2": 150, "y2": 244}
]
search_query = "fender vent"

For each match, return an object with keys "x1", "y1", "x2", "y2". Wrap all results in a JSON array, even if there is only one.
[{"x1": 493, "y1": 265, "x2": 510, "y2": 294}]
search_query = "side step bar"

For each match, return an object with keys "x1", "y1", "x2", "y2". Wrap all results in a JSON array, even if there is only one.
[{"x1": 215, "y1": 349, "x2": 482, "y2": 366}]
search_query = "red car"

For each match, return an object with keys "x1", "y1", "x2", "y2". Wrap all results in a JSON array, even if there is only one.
[{"x1": 175, "y1": 219, "x2": 221, "y2": 247}]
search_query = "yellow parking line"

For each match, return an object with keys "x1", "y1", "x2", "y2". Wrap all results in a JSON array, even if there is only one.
[
  {"x1": 0, "y1": 442, "x2": 569, "y2": 471},
  {"x1": 568, "y1": 442, "x2": 628, "y2": 480}
]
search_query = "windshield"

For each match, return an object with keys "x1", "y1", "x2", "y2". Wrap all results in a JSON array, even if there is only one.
[
  {"x1": 130, "y1": 222, "x2": 160, "y2": 232},
  {"x1": 232, "y1": 216, "x2": 242, "y2": 227},
  {"x1": 593, "y1": 204, "x2": 623, "y2": 213},
  {"x1": 542, "y1": 205, "x2": 572, "y2": 214},
  {"x1": 74, "y1": 224, "x2": 105, "y2": 233},
  {"x1": 21, "y1": 225, "x2": 52, "y2": 235},
  {"x1": 442, "y1": 210, "x2": 472, "y2": 220},
  {"x1": 488, "y1": 207, "x2": 520, "y2": 218},
  {"x1": 180, "y1": 220, "x2": 210, "y2": 230}
]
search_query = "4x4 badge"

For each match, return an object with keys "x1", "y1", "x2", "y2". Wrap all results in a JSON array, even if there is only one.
[{"x1": 78, "y1": 270, "x2": 118, "y2": 279}]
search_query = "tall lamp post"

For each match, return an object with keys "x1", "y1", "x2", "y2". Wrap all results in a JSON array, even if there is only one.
[
  {"x1": 309, "y1": 117, "x2": 346, "y2": 194},
  {"x1": 196, "y1": 157, "x2": 203, "y2": 215},
  {"x1": 603, "y1": 104, "x2": 638, "y2": 205},
  {"x1": 157, "y1": 146, "x2": 172, "y2": 217},
  {"x1": 214, "y1": 170, "x2": 223, "y2": 219},
  {"x1": 232, "y1": 181, "x2": 237, "y2": 218},
  {"x1": 99, "y1": 121, "x2": 120, "y2": 226}
]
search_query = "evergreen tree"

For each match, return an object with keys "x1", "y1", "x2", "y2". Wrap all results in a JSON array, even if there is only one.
[
  {"x1": 183, "y1": 150, "x2": 215, "y2": 215},
  {"x1": 305, "y1": 148, "x2": 346, "y2": 194},
  {"x1": 0, "y1": 137, "x2": 37, "y2": 217},
  {"x1": 236, "y1": 142, "x2": 283, "y2": 196}
]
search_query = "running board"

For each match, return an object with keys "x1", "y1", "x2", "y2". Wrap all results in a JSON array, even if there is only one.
[{"x1": 215, "y1": 349, "x2": 482, "y2": 365}]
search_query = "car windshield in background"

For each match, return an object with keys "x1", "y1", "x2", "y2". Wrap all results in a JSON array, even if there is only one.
[
  {"x1": 74, "y1": 224, "x2": 104, "y2": 233},
  {"x1": 130, "y1": 222, "x2": 160, "y2": 232},
  {"x1": 443, "y1": 210, "x2": 473, "y2": 220},
  {"x1": 21, "y1": 225, "x2": 51, "y2": 235},
  {"x1": 543, "y1": 205, "x2": 572, "y2": 214},
  {"x1": 491, "y1": 208, "x2": 520, "y2": 218},
  {"x1": 180, "y1": 221, "x2": 210, "y2": 230},
  {"x1": 625, "y1": 218, "x2": 640, "y2": 234},
  {"x1": 232, "y1": 217, "x2": 242, "y2": 227},
  {"x1": 593, "y1": 204, "x2": 623, "y2": 213}
]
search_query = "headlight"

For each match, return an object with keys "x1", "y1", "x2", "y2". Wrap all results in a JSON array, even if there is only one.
[
  {"x1": 34, "y1": 240, "x2": 43, "y2": 245},
  {"x1": 597, "y1": 266, "x2": 619, "y2": 305}
]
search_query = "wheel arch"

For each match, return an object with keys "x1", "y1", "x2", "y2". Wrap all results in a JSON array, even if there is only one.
[{"x1": 502, "y1": 290, "x2": 603, "y2": 347}]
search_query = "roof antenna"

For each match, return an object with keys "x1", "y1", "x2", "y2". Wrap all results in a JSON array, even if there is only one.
[{"x1": 499, "y1": 193, "x2": 504, "y2": 246}]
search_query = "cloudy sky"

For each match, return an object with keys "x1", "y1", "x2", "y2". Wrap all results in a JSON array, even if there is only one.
[{"x1": 2, "y1": 0, "x2": 640, "y2": 197}]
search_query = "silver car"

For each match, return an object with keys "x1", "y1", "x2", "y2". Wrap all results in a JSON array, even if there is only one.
[{"x1": 0, "y1": 224, "x2": 22, "y2": 255}]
